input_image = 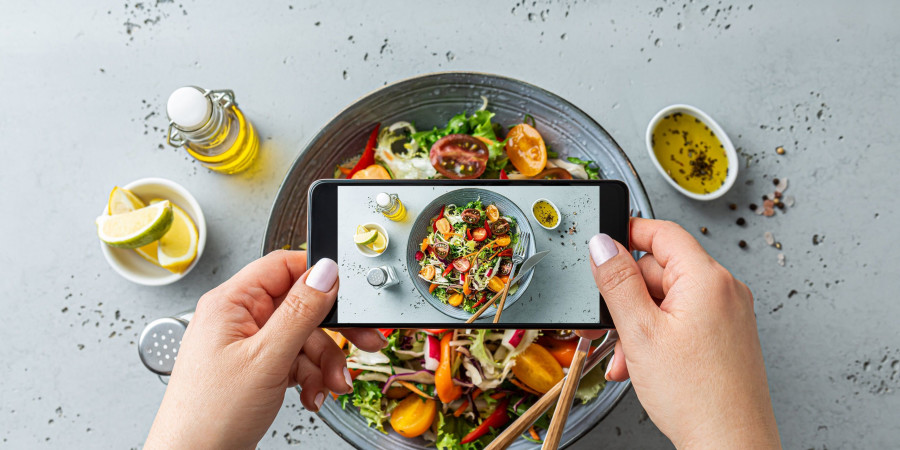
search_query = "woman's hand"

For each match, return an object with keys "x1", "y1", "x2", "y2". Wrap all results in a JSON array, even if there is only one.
[
  {"x1": 145, "y1": 250, "x2": 386, "y2": 450},
  {"x1": 580, "y1": 218, "x2": 781, "y2": 449}
]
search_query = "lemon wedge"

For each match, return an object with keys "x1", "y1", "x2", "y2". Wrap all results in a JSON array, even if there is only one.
[
  {"x1": 156, "y1": 202, "x2": 199, "y2": 273},
  {"x1": 97, "y1": 201, "x2": 173, "y2": 248},
  {"x1": 354, "y1": 229, "x2": 379, "y2": 245},
  {"x1": 367, "y1": 231, "x2": 387, "y2": 253},
  {"x1": 107, "y1": 186, "x2": 146, "y2": 215}
]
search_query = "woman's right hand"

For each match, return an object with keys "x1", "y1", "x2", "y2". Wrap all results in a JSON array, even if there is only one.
[{"x1": 580, "y1": 218, "x2": 781, "y2": 449}]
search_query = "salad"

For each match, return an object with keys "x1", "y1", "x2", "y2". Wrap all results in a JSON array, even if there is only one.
[
  {"x1": 415, "y1": 200, "x2": 519, "y2": 313},
  {"x1": 326, "y1": 328, "x2": 608, "y2": 449},
  {"x1": 335, "y1": 98, "x2": 602, "y2": 181}
]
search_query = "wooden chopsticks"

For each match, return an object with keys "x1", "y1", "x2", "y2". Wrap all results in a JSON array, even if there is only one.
[
  {"x1": 465, "y1": 284, "x2": 508, "y2": 323},
  {"x1": 492, "y1": 278, "x2": 513, "y2": 323},
  {"x1": 485, "y1": 330, "x2": 618, "y2": 450},
  {"x1": 542, "y1": 337, "x2": 592, "y2": 449}
]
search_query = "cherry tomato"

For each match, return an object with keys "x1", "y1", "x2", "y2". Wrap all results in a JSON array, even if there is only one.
[
  {"x1": 435, "y1": 218, "x2": 452, "y2": 234},
  {"x1": 389, "y1": 394, "x2": 437, "y2": 438},
  {"x1": 419, "y1": 265, "x2": 435, "y2": 281},
  {"x1": 461, "y1": 208, "x2": 482, "y2": 224},
  {"x1": 448, "y1": 292, "x2": 464, "y2": 306},
  {"x1": 472, "y1": 228, "x2": 488, "y2": 242},
  {"x1": 532, "y1": 167, "x2": 573, "y2": 180},
  {"x1": 511, "y1": 343, "x2": 564, "y2": 393},
  {"x1": 537, "y1": 336, "x2": 578, "y2": 368},
  {"x1": 433, "y1": 242, "x2": 450, "y2": 259},
  {"x1": 430, "y1": 134, "x2": 489, "y2": 179},
  {"x1": 505, "y1": 123, "x2": 547, "y2": 176},
  {"x1": 494, "y1": 235, "x2": 511, "y2": 247},
  {"x1": 452, "y1": 258, "x2": 471, "y2": 272},
  {"x1": 489, "y1": 218, "x2": 510, "y2": 236},
  {"x1": 487, "y1": 276, "x2": 505, "y2": 292},
  {"x1": 350, "y1": 164, "x2": 391, "y2": 179},
  {"x1": 485, "y1": 204, "x2": 500, "y2": 222}
]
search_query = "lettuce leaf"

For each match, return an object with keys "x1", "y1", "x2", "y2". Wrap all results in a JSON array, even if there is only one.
[
  {"x1": 469, "y1": 329, "x2": 502, "y2": 370},
  {"x1": 435, "y1": 413, "x2": 483, "y2": 450},
  {"x1": 344, "y1": 379, "x2": 389, "y2": 433},
  {"x1": 565, "y1": 156, "x2": 601, "y2": 180},
  {"x1": 574, "y1": 359, "x2": 608, "y2": 404}
]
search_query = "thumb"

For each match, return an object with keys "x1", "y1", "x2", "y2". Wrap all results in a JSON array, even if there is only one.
[
  {"x1": 254, "y1": 258, "x2": 340, "y2": 369},
  {"x1": 588, "y1": 234, "x2": 660, "y2": 340}
]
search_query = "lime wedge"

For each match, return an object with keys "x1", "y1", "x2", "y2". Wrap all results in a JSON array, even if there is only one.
[
  {"x1": 96, "y1": 201, "x2": 173, "y2": 249},
  {"x1": 367, "y1": 232, "x2": 387, "y2": 253},
  {"x1": 107, "y1": 186, "x2": 146, "y2": 215},
  {"x1": 354, "y1": 229, "x2": 379, "y2": 245}
]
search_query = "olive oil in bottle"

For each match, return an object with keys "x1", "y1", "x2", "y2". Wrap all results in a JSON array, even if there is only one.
[
  {"x1": 375, "y1": 193, "x2": 407, "y2": 221},
  {"x1": 651, "y1": 112, "x2": 728, "y2": 194},
  {"x1": 166, "y1": 86, "x2": 260, "y2": 174}
]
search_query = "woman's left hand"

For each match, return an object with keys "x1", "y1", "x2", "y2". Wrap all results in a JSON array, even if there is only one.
[{"x1": 145, "y1": 250, "x2": 386, "y2": 449}]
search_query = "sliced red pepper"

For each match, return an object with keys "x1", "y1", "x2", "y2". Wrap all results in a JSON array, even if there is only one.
[
  {"x1": 461, "y1": 398, "x2": 509, "y2": 444},
  {"x1": 347, "y1": 124, "x2": 381, "y2": 178},
  {"x1": 378, "y1": 328, "x2": 395, "y2": 338},
  {"x1": 442, "y1": 265, "x2": 454, "y2": 277},
  {"x1": 472, "y1": 293, "x2": 488, "y2": 309},
  {"x1": 484, "y1": 222, "x2": 492, "y2": 238},
  {"x1": 499, "y1": 169, "x2": 509, "y2": 180},
  {"x1": 466, "y1": 228, "x2": 473, "y2": 240}
]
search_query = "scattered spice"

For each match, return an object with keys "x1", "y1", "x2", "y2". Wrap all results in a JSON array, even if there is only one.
[
  {"x1": 777, "y1": 253, "x2": 785, "y2": 266},
  {"x1": 749, "y1": 203, "x2": 758, "y2": 211},
  {"x1": 736, "y1": 217, "x2": 746, "y2": 226},
  {"x1": 776, "y1": 146, "x2": 786, "y2": 155},
  {"x1": 763, "y1": 231, "x2": 775, "y2": 246},
  {"x1": 728, "y1": 203, "x2": 737, "y2": 210},
  {"x1": 775, "y1": 242, "x2": 782, "y2": 249},
  {"x1": 773, "y1": 178, "x2": 780, "y2": 186},
  {"x1": 738, "y1": 240, "x2": 747, "y2": 249},
  {"x1": 700, "y1": 226, "x2": 708, "y2": 235}
]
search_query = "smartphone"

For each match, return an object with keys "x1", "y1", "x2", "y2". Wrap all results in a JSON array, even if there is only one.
[{"x1": 307, "y1": 179, "x2": 628, "y2": 329}]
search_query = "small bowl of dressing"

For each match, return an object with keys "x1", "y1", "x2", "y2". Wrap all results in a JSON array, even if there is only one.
[
  {"x1": 646, "y1": 104, "x2": 738, "y2": 201},
  {"x1": 532, "y1": 198, "x2": 561, "y2": 230}
]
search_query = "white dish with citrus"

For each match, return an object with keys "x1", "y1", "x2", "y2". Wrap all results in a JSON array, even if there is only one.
[{"x1": 98, "y1": 178, "x2": 206, "y2": 286}]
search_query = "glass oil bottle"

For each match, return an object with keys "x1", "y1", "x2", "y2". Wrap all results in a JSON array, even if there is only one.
[
  {"x1": 375, "y1": 192, "x2": 407, "y2": 222},
  {"x1": 166, "y1": 86, "x2": 260, "y2": 174}
]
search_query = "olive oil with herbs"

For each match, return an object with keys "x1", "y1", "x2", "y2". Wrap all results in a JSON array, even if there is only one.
[{"x1": 651, "y1": 112, "x2": 728, "y2": 194}]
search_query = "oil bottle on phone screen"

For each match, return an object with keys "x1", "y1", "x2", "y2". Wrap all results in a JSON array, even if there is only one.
[
  {"x1": 375, "y1": 193, "x2": 407, "y2": 222},
  {"x1": 166, "y1": 86, "x2": 259, "y2": 174}
]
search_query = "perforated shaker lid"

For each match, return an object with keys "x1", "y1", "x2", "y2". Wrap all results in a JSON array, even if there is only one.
[
  {"x1": 138, "y1": 317, "x2": 188, "y2": 375},
  {"x1": 375, "y1": 193, "x2": 391, "y2": 207},
  {"x1": 167, "y1": 86, "x2": 211, "y2": 131}
]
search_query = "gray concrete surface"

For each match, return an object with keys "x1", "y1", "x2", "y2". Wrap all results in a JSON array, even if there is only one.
[{"x1": 2, "y1": 1, "x2": 898, "y2": 448}]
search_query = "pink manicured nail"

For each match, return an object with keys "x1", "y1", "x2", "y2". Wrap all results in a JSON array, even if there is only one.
[
  {"x1": 306, "y1": 258, "x2": 338, "y2": 292},
  {"x1": 604, "y1": 353, "x2": 616, "y2": 381},
  {"x1": 314, "y1": 392, "x2": 325, "y2": 410},
  {"x1": 589, "y1": 234, "x2": 618, "y2": 266},
  {"x1": 343, "y1": 367, "x2": 354, "y2": 392}
]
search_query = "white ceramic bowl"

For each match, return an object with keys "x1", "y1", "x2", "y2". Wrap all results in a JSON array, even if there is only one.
[
  {"x1": 356, "y1": 222, "x2": 389, "y2": 257},
  {"x1": 645, "y1": 104, "x2": 738, "y2": 201},
  {"x1": 531, "y1": 198, "x2": 562, "y2": 230},
  {"x1": 99, "y1": 178, "x2": 207, "y2": 286}
]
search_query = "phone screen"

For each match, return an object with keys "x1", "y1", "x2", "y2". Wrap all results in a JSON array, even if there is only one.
[{"x1": 309, "y1": 180, "x2": 626, "y2": 328}]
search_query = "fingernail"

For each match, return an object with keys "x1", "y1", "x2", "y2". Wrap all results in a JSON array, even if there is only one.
[
  {"x1": 314, "y1": 391, "x2": 325, "y2": 410},
  {"x1": 589, "y1": 234, "x2": 618, "y2": 266},
  {"x1": 306, "y1": 258, "x2": 338, "y2": 292},
  {"x1": 604, "y1": 353, "x2": 616, "y2": 381},
  {"x1": 343, "y1": 367, "x2": 354, "y2": 393},
  {"x1": 378, "y1": 330, "x2": 389, "y2": 345}
]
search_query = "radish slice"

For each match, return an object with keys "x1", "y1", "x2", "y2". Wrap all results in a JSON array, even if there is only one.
[
  {"x1": 502, "y1": 329, "x2": 527, "y2": 350},
  {"x1": 424, "y1": 335, "x2": 440, "y2": 371}
]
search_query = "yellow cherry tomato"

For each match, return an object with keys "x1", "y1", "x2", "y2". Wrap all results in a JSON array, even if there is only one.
[
  {"x1": 435, "y1": 218, "x2": 452, "y2": 234},
  {"x1": 389, "y1": 394, "x2": 437, "y2": 438},
  {"x1": 495, "y1": 235, "x2": 511, "y2": 247},
  {"x1": 351, "y1": 164, "x2": 391, "y2": 179},
  {"x1": 420, "y1": 265, "x2": 435, "y2": 281},
  {"x1": 510, "y1": 343, "x2": 564, "y2": 393},
  {"x1": 448, "y1": 292, "x2": 464, "y2": 306},
  {"x1": 505, "y1": 123, "x2": 547, "y2": 177},
  {"x1": 485, "y1": 204, "x2": 500, "y2": 222},
  {"x1": 487, "y1": 276, "x2": 505, "y2": 292}
]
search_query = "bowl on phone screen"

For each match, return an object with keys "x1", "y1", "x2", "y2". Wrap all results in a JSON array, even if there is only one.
[
  {"x1": 405, "y1": 188, "x2": 536, "y2": 320},
  {"x1": 264, "y1": 72, "x2": 655, "y2": 449}
]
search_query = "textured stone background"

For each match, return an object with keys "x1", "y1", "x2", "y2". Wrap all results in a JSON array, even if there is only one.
[{"x1": 2, "y1": 1, "x2": 898, "y2": 448}]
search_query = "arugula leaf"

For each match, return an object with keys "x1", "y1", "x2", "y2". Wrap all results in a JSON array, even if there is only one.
[{"x1": 566, "y1": 156, "x2": 601, "y2": 180}]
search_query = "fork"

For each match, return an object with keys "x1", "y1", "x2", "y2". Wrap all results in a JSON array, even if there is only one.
[{"x1": 492, "y1": 231, "x2": 529, "y2": 323}]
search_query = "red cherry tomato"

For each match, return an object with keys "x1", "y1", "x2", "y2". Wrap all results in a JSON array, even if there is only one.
[
  {"x1": 452, "y1": 258, "x2": 471, "y2": 272},
  {"x1": 430, "y1": 134, "x2": 489, "y2": 179},
  {"x1": 471, "y1": 228, "x2": 488, "y2": 242}
]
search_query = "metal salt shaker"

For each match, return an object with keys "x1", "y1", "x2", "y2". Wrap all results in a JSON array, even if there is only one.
[{"x1": 367, "y1": 265, "x2": 399, "y2": 289}]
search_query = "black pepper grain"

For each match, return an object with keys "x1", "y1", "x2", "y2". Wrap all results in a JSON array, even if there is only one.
[
  {"x1": 700, "y1": 226, "x2": 708, "y2": 235},
  {"x1": 749, "y1": 203, "x2": 758, "y2": 211},
  {"x1": 728, "y1": 203, "x2": 737, "y2": 210},
  {"x1": 738, "y1": 240, "x2": 747, "y2": 248},
  {"x1": 773, "y1": 178, "x2": 780, "y2": 186},
  {"x1": 776, "y1": 146, "x2": 785, "y2": 155},
  {"x1": 736, "y1": 217, "x2": 746, "y2": 226}
]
